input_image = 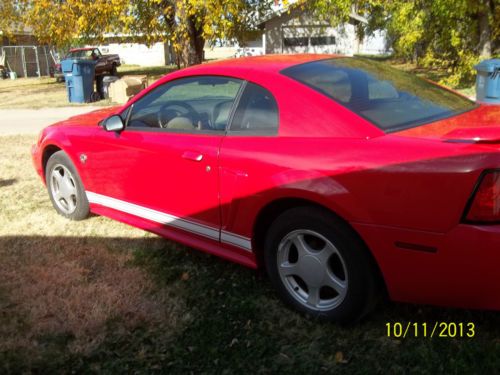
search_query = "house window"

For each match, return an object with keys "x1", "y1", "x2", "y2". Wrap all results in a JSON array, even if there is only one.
[
  {"x1": 310, "y1": 36, "x2": 336, "y2": 46},
  {"x1": 283, "y1": 37, "x2": 309, "y2": 47}
]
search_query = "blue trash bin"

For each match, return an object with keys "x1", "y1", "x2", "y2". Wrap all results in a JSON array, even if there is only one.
[
  {"x1": 474, "y1": 59, "x2": 500, "y2": 104},
  {"x1": 61, "y1": 59, "x2": 96, "y2": 103}
]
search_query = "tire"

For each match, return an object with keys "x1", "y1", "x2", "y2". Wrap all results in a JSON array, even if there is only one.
[
  {"x1": 45, "y1": 151, "x2": 90, "y2": 221},
  {"x1": 90, "y1": 91, "x2": 101, "y2": 102},
  {"x1": 264, "y1": 206, "x2": 380, "y2": 323},
  {"x1": 110, "y1": 63, "x2": 117, "y2": 76}
]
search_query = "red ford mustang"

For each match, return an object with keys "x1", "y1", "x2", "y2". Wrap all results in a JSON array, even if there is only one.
[{"x1": 32, "y1": 55, "x2": 500, "y2": 322}]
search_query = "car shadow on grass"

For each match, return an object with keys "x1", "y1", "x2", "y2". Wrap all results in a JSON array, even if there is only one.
[{"x1": 0, "y1": 235, "x2": 499, "y2": 374}]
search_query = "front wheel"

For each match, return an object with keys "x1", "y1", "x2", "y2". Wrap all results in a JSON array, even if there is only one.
[
  {"x1": 45, "y1": 151, "x2": 90, "y2": 220},
  {"x1": 264, "y1": 207, "x2": 380, "y2": 323}
]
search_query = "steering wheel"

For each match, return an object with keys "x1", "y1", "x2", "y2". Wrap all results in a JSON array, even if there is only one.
[{"x1": 158, "y1": 101, "x2": 200, "y2": 128}]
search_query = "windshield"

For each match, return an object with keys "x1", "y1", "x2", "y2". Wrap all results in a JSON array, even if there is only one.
[{"x1": 281, "y1": 58, "x2": 477, "y2": 132}]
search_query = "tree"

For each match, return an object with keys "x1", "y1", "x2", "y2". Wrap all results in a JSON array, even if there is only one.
[
  {"x1": 1, "y1": 0, "x2": 271, "y2": 67},
  {"x1": 294, "y1": 0, "x2": 498, "y2": 86},
  {"x1": 0, "y1": 0, "x2": 21, "y2": 39},
  {"x1": 122, "y1": 0, "x2": 268, "y2": 67},
  {"x1": 2, "y1": 0, "x2": 498, "y2": 76},
  {"x1": 357, "y1": 0, "x2": 499, "y2": 85}
]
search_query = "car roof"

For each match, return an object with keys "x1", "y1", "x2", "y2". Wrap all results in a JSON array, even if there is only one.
[
  {"x1": 69, "y1": 48, "x2": 96, "y2": 52},
  {"x1": 183, "y1": 54, "x2": 342, "y2": 75}
]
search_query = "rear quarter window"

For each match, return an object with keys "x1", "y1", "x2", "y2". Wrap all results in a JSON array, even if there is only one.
[{"x1": 228, "y1": 82, "x2": 279, "y2": 135}]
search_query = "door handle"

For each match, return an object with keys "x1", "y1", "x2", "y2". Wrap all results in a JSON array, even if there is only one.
[{"x1": 182, "y1": 151, "x2": 203, "y2": 162}]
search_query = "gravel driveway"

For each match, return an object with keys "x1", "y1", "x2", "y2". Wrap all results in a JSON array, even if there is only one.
[{"x1": 0, "y1": 107, "x2": 105, "y2": 135}]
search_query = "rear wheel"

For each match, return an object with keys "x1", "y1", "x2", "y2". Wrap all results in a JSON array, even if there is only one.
[
  {"x1": 264, "y1": 206, "x2": 380, "y2": 323},
  {"x1": 110, "y1": 63, "x2": 118, "y2": 76},
  {"x1": 45, "y1": 151, "x2": 90, "y2": 220}
]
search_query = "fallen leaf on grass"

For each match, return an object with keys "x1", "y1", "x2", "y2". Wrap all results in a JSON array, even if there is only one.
[{"x1": 335, "y1": 351, "x2": 349, "y2": 364}]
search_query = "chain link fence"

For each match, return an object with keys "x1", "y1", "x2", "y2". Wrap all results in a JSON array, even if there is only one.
[{"x1": 0, "y1": 46, "x2": 56, "y2": 78}]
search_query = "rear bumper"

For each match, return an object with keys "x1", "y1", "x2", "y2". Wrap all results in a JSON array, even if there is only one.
[{"x1": 354, "y1": 222, "x2": 500, "y2": 311}]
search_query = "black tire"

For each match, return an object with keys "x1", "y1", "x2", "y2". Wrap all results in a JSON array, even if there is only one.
[
  {"x1": 110, "y1": 63, "x2": 118, "y2": 76},
  {"x1": 45, "y1": 151, "x2": 90, "y2": 221},
  {"x1": 90, "y1": 91, "x2": 101, "y2": 102},
  {"x1": 264, "y1": 206, "x2": 380, "y2": 323}
]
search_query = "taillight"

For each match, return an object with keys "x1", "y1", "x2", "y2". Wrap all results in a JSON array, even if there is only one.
[{"x1": 464, "y1": 171, "x2": 500, "y2": 223}]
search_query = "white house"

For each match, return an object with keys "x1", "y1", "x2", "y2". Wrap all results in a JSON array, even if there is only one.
[{"x1": 258, "y1": 6, "x2": 388, "y2": 56}]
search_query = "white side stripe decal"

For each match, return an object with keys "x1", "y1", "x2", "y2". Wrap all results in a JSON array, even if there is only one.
[
  {"x1": 86, "y1": 191, "x2": 252, "y2": 251},
  {"x1": 221, "y1": 231, "x2": 252, "y2": 251}
]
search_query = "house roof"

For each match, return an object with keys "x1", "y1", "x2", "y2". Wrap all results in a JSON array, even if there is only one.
[{"x1": 258, "y1": 4, "x2": 368, "y2": 27}]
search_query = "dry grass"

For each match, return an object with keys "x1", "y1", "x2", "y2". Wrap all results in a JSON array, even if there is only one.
[
  {"x1": 0, "y1": 77, "x2": 75, "y2": 109},
  {"x1": 0, "y1": 65, "x2": 175, "y2": 109},
  {"x1": 0, "y1": 135, "x2": 186, "y2": 355}
]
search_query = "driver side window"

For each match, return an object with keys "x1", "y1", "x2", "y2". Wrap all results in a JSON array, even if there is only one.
[{"x1": 127, "y1": 76, "x2": 242, "y2": 132}]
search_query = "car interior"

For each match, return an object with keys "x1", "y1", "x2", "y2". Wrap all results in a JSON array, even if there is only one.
[{"x1": 128, "y1": 96, "x2": 237, "y2": 131}]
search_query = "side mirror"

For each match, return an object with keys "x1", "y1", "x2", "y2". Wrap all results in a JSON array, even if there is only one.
[{"x1": 102, "y1": 115, "x2": 125, "y2": 132}]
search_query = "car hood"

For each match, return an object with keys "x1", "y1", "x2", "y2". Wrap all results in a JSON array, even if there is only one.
[
  {"x1": 396, "y1": 104, "x2": 500, "y2": 143},
  {"x1": 50, "y1": 106, "x2": 122, "y2": 128}
]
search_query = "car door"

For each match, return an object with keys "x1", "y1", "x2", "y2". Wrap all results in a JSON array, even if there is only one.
[
  {"x1": 82, "y1": 75, "x2": 243, "y2": 239},
  {"x1": 93, "y1": 48, "x2": 106, "y2": 73}
]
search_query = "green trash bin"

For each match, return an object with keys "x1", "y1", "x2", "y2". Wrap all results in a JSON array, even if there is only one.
[{"x1": 61, "y1": 59, "x2": 96, "y2": 103}]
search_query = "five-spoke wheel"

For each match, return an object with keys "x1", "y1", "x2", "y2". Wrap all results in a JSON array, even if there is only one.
[
  {"x1": 277, "y1": 229, "x2": 348, "y2": 311},
  {"x1": 46, "y1": 151, "x2": 90, "y2": 220},
  {"x1": 265, "y1": 206, "x2": 380, "y2": 322},
  {"x1": 50, "y1": 164, "x2": 78, "y2": 214}
]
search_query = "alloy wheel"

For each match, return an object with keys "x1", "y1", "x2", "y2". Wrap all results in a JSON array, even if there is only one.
[{"x1": 277, "y1": 229, "x2": 348, "y2": 311}]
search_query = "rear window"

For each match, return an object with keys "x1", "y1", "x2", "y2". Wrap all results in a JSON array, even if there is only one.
[
  {"x1": 66, "y1": 50, "x2": 94, "y2": 59},
  {"x1": 281, "y1": 58, "x2": 477, "y2": 132}
]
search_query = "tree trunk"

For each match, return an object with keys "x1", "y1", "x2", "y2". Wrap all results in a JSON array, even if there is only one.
[
  {"x1": 186, "y1": 15, "x2": 204, "y2": 66},
  {"x1": 478, "y1": 0, "x2": 492, "y2": 59},
  {"x1": 163, "y1": 2, "x2": 204, "y2": 68}
]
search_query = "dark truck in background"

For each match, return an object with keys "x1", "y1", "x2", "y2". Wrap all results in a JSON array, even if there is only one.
[{"x1": 54, "y1": 47, "x2": 121, "y2": 82}]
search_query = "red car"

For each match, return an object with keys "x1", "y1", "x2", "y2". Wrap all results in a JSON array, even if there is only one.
[{"x1": 32, "y1": 55, "x2": 500, "y2": 322}]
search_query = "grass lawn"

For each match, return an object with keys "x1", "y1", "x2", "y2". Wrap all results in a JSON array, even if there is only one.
[
  {"x1": 1, "y1": 136, "x2": 500, "y2": 373},
  {"x1": 0, "y1": 65, "x2": 176, "y2": 109},
  {"x1": 388, "y1": 62, "x2": 476, "y2": 98},
  {"x1": 355, "y1": 54, "x2": 476, "y2": 98}
]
